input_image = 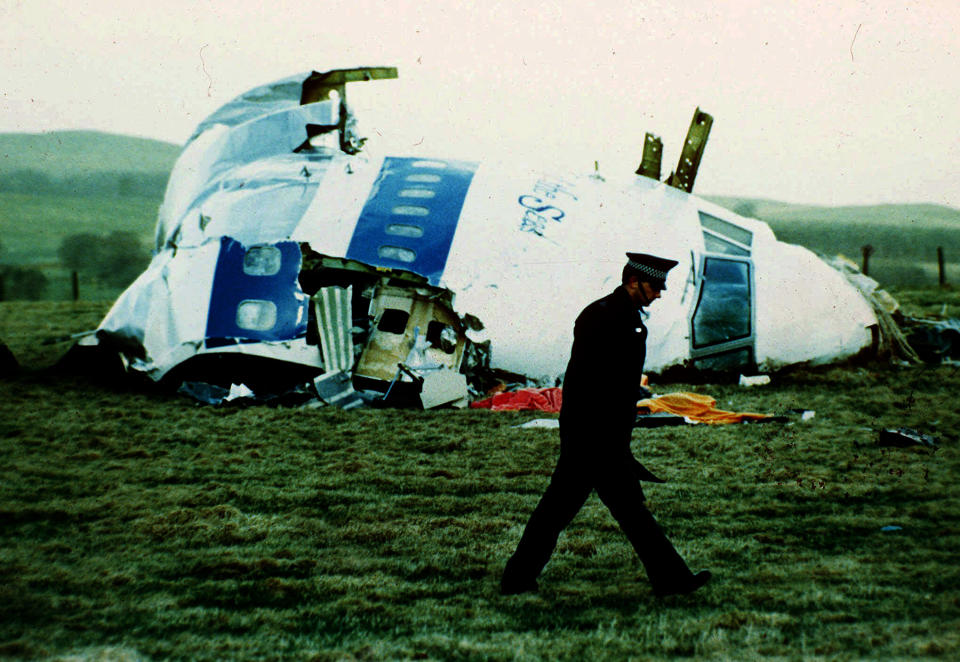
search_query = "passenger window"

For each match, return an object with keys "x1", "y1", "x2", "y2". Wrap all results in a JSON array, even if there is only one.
[
  {"x1": 692, "y1": 258, "x2": 751, "y2": 348},
  {"x1": 243, "y1": 245, "x2": 282, "y2": 276},
  {"x1": 378, "y1": 245, "x2": 416, "y2": 262}
]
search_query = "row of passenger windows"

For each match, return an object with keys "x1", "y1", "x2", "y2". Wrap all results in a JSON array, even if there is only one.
[{"x1": 377, "y1": 168, "x2": 446, "y2": 264}]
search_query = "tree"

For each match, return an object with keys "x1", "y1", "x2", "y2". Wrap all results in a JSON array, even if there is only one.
[
  {"x1": 98, "y1": 231, "x2": 150, "y2": 287},
  {"x1": 0, "y1": 265, "x2": 48, "y2": 300},
  {"x1": 58, "y1": 233, "x2": 102, "y2": 274},
  {"x1": 58, "y1": 231, "x2": 151, "y2": 288}
]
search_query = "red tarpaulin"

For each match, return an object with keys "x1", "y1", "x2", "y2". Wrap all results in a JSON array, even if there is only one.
[{"x1": 469, "y1": 387, "x2": 563, "y2": 413}]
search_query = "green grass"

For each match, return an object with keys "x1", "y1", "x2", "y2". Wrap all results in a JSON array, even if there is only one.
[
  {"x1": 0, "y1": 130, "x2": 179, "y2": 178},
  {"x1": 0, "y1": 193, "x2": 158, "y2": 301},
  {"x1": 0, "y1": 193, "x2": 158, "y2": 265},
  {"x1": 1, "y1": 295, "x2": 958, "y2": 660}
]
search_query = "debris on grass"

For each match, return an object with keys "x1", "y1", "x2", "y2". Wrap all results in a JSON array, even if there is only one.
[{"x1": 877, "y1": 428, "x2": 939, "y2": 449}]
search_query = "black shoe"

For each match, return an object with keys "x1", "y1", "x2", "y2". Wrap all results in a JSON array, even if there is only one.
[
  {"x1": 653, "y1": 570, "x2": 712, "y2": 598},
  {"x1": 500, "y1": 579, "x2": 538, "y2": 595}
]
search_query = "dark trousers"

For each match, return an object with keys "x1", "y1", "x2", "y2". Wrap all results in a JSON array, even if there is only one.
[{"x1": 502, "y1": 447, "x2": 694, "y2": 592}]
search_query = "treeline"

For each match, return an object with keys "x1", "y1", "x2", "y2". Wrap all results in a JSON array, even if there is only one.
[
  {"x1": 0, "y1": 169, "x2": 169, "y2": 198},
  {"x1": 0, "y1": 232, "x2": 151, "y2": 301}
]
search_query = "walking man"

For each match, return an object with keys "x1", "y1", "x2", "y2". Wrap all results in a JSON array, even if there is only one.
[{"x1": 501, "y1": 252, "x2": 711, "y2": 597}]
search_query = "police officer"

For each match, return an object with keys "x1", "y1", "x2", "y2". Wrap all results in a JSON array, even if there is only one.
[{"x1": 501, "y1": 252, "x2": 711, "y2": 597}]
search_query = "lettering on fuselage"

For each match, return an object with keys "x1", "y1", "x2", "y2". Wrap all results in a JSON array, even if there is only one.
[{"x1": 517, "y1": 177, "x2": 578, "y2": 237}]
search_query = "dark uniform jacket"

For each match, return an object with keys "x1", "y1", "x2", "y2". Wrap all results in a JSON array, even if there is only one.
[{"x1": 559, "y1": 285, "x2": 647, "y2": 465}]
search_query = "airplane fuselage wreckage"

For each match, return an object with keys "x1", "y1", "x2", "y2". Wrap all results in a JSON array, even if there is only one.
[{"x1": 86, "y1": 67, "x2": 883, "y2": 408}]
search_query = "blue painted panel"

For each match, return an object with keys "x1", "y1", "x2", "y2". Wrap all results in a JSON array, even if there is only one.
[
  {"x1": 346, "y1": 157, "x2": 477, "y2": 285},
  {"x1": 205, "y1": 237, "x2": 309, "y2": 343}
]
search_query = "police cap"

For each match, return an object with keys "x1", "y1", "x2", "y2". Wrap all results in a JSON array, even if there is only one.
[{"x1": 625, "y1": 252, "x2": 679, "y2": 290}]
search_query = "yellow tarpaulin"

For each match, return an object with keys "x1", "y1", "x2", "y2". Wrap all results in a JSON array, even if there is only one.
[{"x1": 637, "y1": 392, "x2": 772, "y2": 424}]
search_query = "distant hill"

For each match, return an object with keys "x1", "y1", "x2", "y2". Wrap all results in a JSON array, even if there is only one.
[
  {"x1": 707, "y1": 196, "x2": 960, "y2": 229},
  {"x1": 0, "y1": 132, "x2": 956, "y2": 299},
  {"x1": 0, "y1": 130, "x2": 181, "y2": 197},
  {"x1": 707, "y1": 196, "x2": 960, "y2": 286}
]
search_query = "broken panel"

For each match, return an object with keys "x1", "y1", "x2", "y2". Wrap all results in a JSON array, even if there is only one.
[
  {"x1": 313, "y1": 285, "x2": 354, "y2": 373},
  {"x1": 635, "y1": 132, "x2": 663, "y2": 180},
  {"x1": 666, "y1": 108, "x2": 713, "y2": 193},
  {"x1": 356, "y1": 285, "x2": 466, "y2": 384}
]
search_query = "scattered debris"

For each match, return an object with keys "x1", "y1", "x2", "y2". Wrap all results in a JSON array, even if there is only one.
[
  {"x1": 786, "y1": 408, "x2": 816, "y2": 422},
  {"x1": 634, "y1": 412, "x2": 688, "y2": 428},
  {"x1": 225, "y1": 383, "x2": 255, "y2": 402},
  {"x1": 877, "y1": 428, "x2": 939, "y2": 449},
  {"x1": 903, "y1": 317, "x2": 960, "y2": 363},
  {"x1": 739, "y1": 374, "x2": 771, "y2": 387},
  {"x1": 880, "y1": 525, "x2": 903, "y2": 532},
  {"x1": 312, "y1": 370, "x2": 365, "y2": 409},
  {"x1": 513, "y1": 418, "x2": 560, "y2": 429},
  {"x1": 178, "y1": 381, "x2": 232, "y2": 405}
]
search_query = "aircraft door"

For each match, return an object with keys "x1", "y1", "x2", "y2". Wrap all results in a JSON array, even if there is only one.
[{"x1": 687, "y1": 254, "x2": 756, "y2": 372}]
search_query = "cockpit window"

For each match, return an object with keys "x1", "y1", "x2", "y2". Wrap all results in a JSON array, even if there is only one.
[
  {"x1": 699, "y1": 211, "x2": 752, "y2": 256},
  {"x1": 703, "y1": 233, "x2": 750, "y2": 256},
  {"x1": 692, "y1": 257, "x2": 751, "y2": 348}
]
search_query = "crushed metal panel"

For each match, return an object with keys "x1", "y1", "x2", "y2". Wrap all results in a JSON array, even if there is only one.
[{"x1": 356, "y1": 285, "x2": 466, "y2": 383}]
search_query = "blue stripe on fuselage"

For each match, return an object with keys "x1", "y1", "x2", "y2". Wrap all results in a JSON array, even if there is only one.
[
  {"x1": 205, "y1": 237, "x2": 309, "y2": 345},
  {"x1": 345, "y1": 157, "x2": 477, "y2": 285}
]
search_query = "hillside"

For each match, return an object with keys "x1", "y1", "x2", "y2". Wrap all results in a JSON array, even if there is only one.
[
  {"x1": 0, "y1": 131, "x2": 180, "y2": 198},
  {"x1": 1, "y1": 131, "x2": 957, "y2": 301},
  {"x1": 0, "y1": 130, "x2": 180, "y2": 176},
  {"x1": 0, "y1": 131, "x2": 181, "y2": 300},
  {"x1": 708, "y1": 196, "x2": 960, "y2": 285}
]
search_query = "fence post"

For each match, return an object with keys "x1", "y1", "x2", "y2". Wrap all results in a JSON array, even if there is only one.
[
  {"x1": 861, "y1": 244, "x2": 874, "y2": 276},
  {"x1": 72, "y1": 271, "x2": 80, "y2": 301},
  {"x1": 938, "y1": 246, "x2": 947, "y2": 287}
]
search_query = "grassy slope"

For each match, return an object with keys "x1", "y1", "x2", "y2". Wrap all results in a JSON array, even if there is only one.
[
  {"x1": 0, "y1": 192, "x2": 159, "y2": 264},
  {"x1": 708, "y1": 197, "x2": 960, "y2": 285},
  {"x1": 0, "y1": 130, "x2": 180, "y2": 175},
  {"x1": 0, "y1": 131, "x2": 178, "y2": 300},
  {"x1": 1, "y1": 295, "x2": 958, "y2": 660}
]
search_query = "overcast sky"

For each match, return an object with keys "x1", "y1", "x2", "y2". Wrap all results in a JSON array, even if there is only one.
[{"x1": 2, "y1": 0, "x2": 958, "y2": 209}]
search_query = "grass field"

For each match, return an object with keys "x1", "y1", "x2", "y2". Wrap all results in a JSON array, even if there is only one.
[{"x1": 1, "y1": 293, "x2": 958, "y2": 660}]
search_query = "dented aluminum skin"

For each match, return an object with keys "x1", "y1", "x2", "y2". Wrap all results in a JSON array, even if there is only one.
[{"x1": 94, "y1": 67, "x2": 879, "y2": 401}]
